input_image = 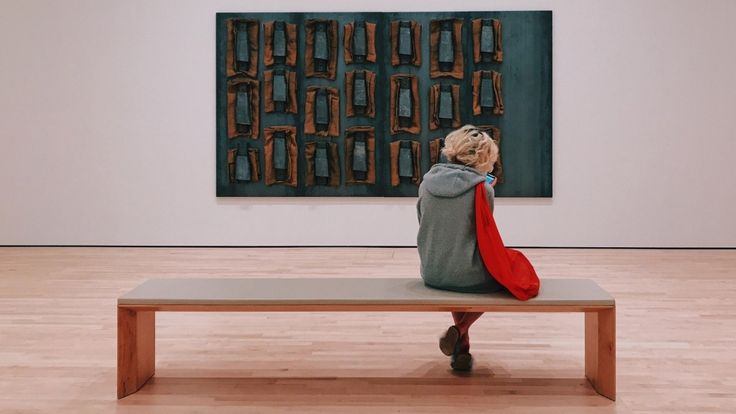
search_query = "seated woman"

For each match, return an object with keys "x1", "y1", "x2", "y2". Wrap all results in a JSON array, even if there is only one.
[{"x1": 416, "y1": 125, "x2": 502, "y2": 371}]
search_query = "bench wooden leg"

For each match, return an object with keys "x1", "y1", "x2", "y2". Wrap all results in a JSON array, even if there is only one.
[
  {"x1": 585, "y1": 307, "x2": 616, "y2": 400},
  {"x1": 117, "y1": 307, "x2": 155, "y2": 399}
]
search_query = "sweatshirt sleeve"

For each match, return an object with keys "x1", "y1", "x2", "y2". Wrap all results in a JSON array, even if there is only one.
[{"x1": 416, "y1": 196, "x2": 422, "y2": 223}]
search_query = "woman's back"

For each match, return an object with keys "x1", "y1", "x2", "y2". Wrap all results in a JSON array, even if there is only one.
[{"x1": 416, "y1": 163, "x2": 502, "y2": 293}]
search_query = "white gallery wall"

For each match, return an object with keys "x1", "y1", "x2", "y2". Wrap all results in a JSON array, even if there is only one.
[{"x1": 0, "y1": 0, "x2": 734, "y2": 247}]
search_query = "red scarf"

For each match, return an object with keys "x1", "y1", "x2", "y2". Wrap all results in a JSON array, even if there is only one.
[{"x1": 475, "y1": 183, "x2": 540, "y2": 300}]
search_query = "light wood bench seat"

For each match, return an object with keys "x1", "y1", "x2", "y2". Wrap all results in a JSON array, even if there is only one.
[{"x1": 117, "y1": 278, "x2": 616, "y2": 400}]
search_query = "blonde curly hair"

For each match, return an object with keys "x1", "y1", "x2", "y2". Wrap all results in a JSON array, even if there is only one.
[{"x1": 442, "y1": 124, "x2": 499, "y2": 173}]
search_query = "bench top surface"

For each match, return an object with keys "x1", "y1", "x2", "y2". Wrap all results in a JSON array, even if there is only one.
[{"x1": 118, "y1": 278, "x2": 614, "y2": 307}]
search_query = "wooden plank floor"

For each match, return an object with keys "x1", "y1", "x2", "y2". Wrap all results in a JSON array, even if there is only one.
[{"x1": 0, "y1": 247, "x2": 734, "y2": 413}]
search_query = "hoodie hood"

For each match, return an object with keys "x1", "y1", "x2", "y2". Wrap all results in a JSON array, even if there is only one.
[{"x1": 421, "y1": 163, "x2": 486, "y2": 198}]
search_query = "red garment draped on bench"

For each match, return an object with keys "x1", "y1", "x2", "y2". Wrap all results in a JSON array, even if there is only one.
[{"x1": 475, "y1": 183, "x2": 540, "y2": 300}]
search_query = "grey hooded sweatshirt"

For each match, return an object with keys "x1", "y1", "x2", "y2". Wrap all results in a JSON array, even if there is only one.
[{"x1": 416, "y1": 163, "x2": 502, "y2": 293}]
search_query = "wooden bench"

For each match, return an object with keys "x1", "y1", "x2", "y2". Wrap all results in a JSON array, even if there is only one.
[{"x1": 117, "y1": 278, "x2": 616, "y2": 400}]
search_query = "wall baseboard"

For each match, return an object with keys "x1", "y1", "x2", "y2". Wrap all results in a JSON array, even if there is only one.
[{"x1": 0, "y1": 245, "x2": 734, "y2": 250}]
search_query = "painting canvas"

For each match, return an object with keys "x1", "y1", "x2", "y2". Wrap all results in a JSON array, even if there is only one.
[{"x1": 216, "y1": 11, "x2": 552, "y2": 197}]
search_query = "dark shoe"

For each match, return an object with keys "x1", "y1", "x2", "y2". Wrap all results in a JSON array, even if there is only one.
[
  {"x1": 451, "y1": 352, "x2": 473, "y2": 371},
  {"x1": 439, "y1": 325, "x2": 460, "y2": 356}
]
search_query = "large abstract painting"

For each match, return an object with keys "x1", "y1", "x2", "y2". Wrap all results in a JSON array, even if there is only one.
[{"x1": 216, "y1": 11, "x2": 552, "y2": 197}]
